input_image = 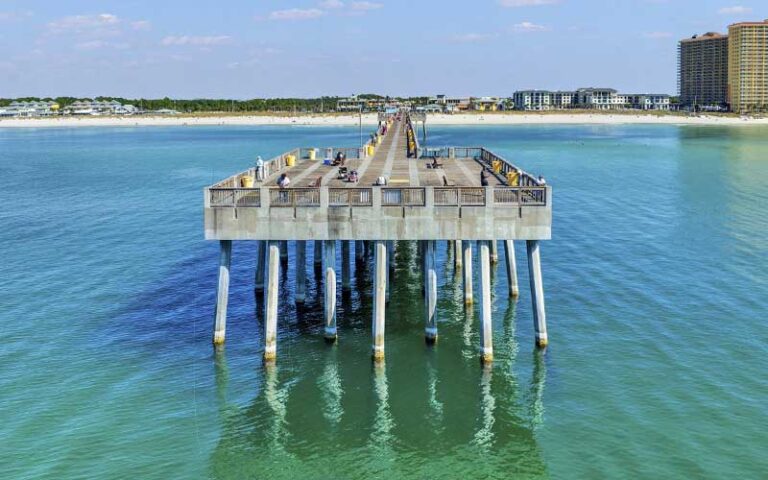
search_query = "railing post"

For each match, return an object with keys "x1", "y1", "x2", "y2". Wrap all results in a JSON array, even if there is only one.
[
  {"x1": 485, "y1": 187, "x2": 494, "y2": 207},
  {"x1": 260, "y1": 187, "x2": 270, "y2": 209},
  {"x1": 319, "y1": 187, "x2": 329, "y2": 209},
  {"x1": 424, "y1": 186, "x2": 435, "y2": 209}
]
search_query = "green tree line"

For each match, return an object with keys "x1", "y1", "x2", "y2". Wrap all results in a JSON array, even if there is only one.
[{"x1": 0, "y1": 95, "x2": 422, "y2": 112}]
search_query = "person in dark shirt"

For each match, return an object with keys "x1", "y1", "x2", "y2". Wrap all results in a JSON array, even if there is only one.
[{"x1": 480, "y1": 169, "x2": 489, "y2": 187}]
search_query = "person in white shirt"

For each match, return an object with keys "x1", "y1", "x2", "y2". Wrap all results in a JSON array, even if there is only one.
[
  {"x1": 255, "y1": 156, "x2": 264, "y2": 181},
  {"x1": 277, "y1": 173, "x2": 290, "y2": 189}
]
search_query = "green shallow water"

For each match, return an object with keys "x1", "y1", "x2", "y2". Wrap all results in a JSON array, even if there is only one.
[{"x1": 0, "y1": 124, "x2": 766, "y2": 479}]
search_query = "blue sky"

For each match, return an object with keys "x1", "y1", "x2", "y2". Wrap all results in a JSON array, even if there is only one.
[{"x1": 0, "y1": 0, "x2": 764, "y2": 98}]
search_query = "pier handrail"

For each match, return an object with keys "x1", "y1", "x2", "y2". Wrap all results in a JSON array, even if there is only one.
[{"x1": 206, "y1": 185, "x2": 547, "y2": 208}]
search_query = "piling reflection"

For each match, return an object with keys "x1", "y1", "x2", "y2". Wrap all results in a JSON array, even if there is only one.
[
  {"x1": 318, "y1": 349, "x2": 343, "y2": 427},
  {"x1": 209, "y1": 249, "x2": 549, "y2": 479},
  {"x1": 472, "y1": 364, "x2": 496, "y2": 450}
]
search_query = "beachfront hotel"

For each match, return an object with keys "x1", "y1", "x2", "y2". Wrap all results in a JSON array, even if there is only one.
[
  {"x1": 511, "y1": 89, "x2": 669, "y2": 111},
  {"x1": 728, "y1": 20, "x2": 768, "y2": 114},
  {"x1": 678, "y1": 32, "x2": 729, "y2": 110}
]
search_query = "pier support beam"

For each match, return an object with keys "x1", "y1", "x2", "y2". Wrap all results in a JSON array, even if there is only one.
[
  {"x1": 280, "y1": 240, "x2": 289, "y2": 262},
  {"x1": 372, "y1": 240, "x2": 387, "y2": 361},
  {"x1": 463, "y1": 241, "x2": 474, "y2": 305},
  {"x1": 424, "y1": 240, "x2": 438, "y2": 344},
  {"x1": 255, "y1": 240, "x2": 265, "y2": 292},
  {"x1": 213, "y1": 240, "x2": 232, "y2": 345},
  {"x1": 324, "y1": 241, "x2": 338, "y2": 342},
  {"x1": 342, "y1": 241, "x2": 351, "y2": 292},
  {"x1": 454, "y1": 240, "x2": 463, "y2": 269},
  {"x1": 314, "y1": 240, "x2": 323, "y2": 267},
  {"x1": 264, "y1": 241, "x2": 280, "y2": 361},
  {"x1": 355, "y1": 240, "x2": 364, "y2": 263},
  {"x1": 479, "y1": 241, "x2": 493, "y2": 364},
  {"x1": 503, "y1": 240, "x2": 519, "y2": 298},
  {"x1": 490, "y1": 240, "x2": 499, "y2": 264},
  {"x1": 527, "y1": 240, "x2": 548, "y2": 348},
  {"x1": 295, "y1": 241, "x2": 306, "y2": 304}
]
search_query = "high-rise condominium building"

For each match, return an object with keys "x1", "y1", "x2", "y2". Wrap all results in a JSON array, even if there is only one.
[
  {"x1": 728, "y1": 20, "x2": 768, "y2": 113},
  {"x1": 678, "y1": 32, "x2": 729, "y2": 109}
]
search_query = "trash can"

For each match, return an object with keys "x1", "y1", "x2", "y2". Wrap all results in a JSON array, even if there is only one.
[
  {"x1": 240, "y1": 176, "x2": 254, "y2": 188},
  {"x1": 286, "y1": 154, "x2": 296, "y2": 167},
  {"x1": 492, "y1": 160, "x2": 502, "y2": 173},
  {"x1": 366, "y1": 145, "x2": 375, "y2": 157},
  {"x1": 506, "y1": 171, "x2": 519, "y2": 186},
  {"x1": 376, "y1": 135, "x2": 382, "y2": 146},
  {"x1": 308, "y1": 149, "x2": 317, "y2": 160}
]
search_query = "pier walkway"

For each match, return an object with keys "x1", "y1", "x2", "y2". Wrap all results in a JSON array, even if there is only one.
[{"x1": 204, "y1": 113, "x2": 552, "y2": 364}]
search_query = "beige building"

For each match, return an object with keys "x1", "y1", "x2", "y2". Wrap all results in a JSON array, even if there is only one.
[
  {"x1": 728, "y1": 20, "x2": 768, "y2": 113},
  {"x1": 678, "y1": 32, "x2": 729, "y2": 109}
]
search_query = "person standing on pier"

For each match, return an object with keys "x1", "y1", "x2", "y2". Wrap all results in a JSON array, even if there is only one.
[
  {"x1": 480, "y1": 169, "x2": 489, "y2": 187},
  {"x1": 277, "y1": 173, "x2": 290, "y2": 189},
  {"x1": 255, "y1": 156, "x2": 264, "y2": 182}
]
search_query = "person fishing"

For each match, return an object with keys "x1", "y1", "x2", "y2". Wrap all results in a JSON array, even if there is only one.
[{"x1": 480, "y1": 169, "x2": 489, "y2": 187}]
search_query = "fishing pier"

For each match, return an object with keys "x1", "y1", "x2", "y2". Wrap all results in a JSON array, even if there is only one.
[{"x1": 204, "y1": 114, "x2": 552, "y2": 363}]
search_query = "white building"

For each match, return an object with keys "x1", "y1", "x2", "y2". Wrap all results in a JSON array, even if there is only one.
[
  {"x1": 0, "y1": 101, "x2": 59, "y2": 117},
  {"x1": 63, "y1": 100, "x2": 125, "y2": 115},
  {"x1": 626, "y1": 94, "x2": 671, "y2": 111},
  {"x1": 512, "y1": 91, "x2": 575, "y2": 110}
]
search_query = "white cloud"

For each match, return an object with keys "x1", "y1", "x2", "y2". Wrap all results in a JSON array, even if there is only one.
[
  {"x1": 268, "y1": 8, "x2": 325, "y2": 20},
  {"x1": 161, "y1": 35, "x2": 233, "y2": 46},
  {"x1": 75, "y1": 40, "x2": 130, "y2": 50},
  {"x1": 452, "y1": 33, "x2": 493, "y2": 43},
  {"x1": 718, "y1": 6, "x2": 752, "y2": 15},
  {"x1": 512, "y1": 21, "x2": 549, "y2": 32},
  {"x1": 131, "y1": 20, "x2": 151, "y2": 31},
  {"x1": 499, "y1": 0, "x2": 559, "y2": 7},
  {"x1": 320, "y1": 0, "x2": 345, "y2": 8},
  {"x1": 350, "y1": 1, "x2": 383, "y2": 10},
  {"x1": 644, "y1": 31, "x2": 673, "y2": 39},
  {"x1": 47, "y1": 13, "x2": 120, "y2": 33}
]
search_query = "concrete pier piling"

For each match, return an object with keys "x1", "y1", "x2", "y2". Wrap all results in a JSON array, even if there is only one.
[
  {"x1": 372, "y1": 240, "x2": 387, "y2": 361},
  {"x1": 479, "y1": 241, "x2": 494, "y2": 364},
  {"x1": 355, "y1": 240, "x2": 364, "y2": 263},
  {"x1": 424, "y1": 240, "x2": 438, "y2": 344},
  {"x1": 526, "y1": 240, "x2": 548, "y2": 348},
  {"x1": 255, "y1": 240, "x2": 265, "y2": 292},
  {"x1": 314, "y1": 240, "x2": 322, "y2": 267},
  {"x1": 490, "y1": 240, "x2": 499, "y2": 264},
  {"x1": 324, "y1": 240, "x2": 338, "y2": 342},
  {"x1": 503, "y1": 240, "x2": 519, "y2": 298},
  {"x1": 454, "y1": 240, "x2": 463, "y2": 269},
  {"x1": 341, "y1": 241, "x2": 351, "y2": 292},
  {"x1": 295, "y1": 240, "x2": 307, "y2": 304},
  {"x1": 280, "y1": 240, "x2": 289, "y2": 262},
  {"x1": 463, "y1": 241, "x2": 474, "y2": 305},
  {"x1": 264, "y1": 241, "x2": 280, "y2": 361},
  {"x1": 213, "y1": 240, "x2": 232, "y2": 345}
]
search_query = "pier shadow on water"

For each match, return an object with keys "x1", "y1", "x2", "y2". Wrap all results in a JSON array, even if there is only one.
[{"x1": 208, "y1": 242, "x2": 550, "y2": 480}]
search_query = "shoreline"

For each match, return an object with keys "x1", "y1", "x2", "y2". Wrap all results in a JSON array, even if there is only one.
[{"x1": 2, "y1": 112, "x2": 768, "y2": 128}]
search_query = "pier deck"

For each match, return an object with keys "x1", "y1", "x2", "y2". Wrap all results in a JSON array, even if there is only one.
[{"x1": 204, "y1": 117, "x2": 550, "y2": 241}]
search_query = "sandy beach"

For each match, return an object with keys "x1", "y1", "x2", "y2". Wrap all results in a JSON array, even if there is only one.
[{"x1": 2, "y1": 112, "x2": 768, "y2": 128}]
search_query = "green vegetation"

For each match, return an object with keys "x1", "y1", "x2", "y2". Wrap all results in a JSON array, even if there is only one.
[{"x1": 0, "y1": 95, "x2": 423, "y2": 112}]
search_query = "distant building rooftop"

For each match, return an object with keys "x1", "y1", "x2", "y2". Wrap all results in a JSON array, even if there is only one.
[{"x1": 680, "y1": 32, "x2": 727, "y2": 42}]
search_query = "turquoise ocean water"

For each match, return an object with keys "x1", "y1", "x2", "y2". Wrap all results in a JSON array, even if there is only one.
[{"x1": 1, "y1": 124, "x2": 766, "y2": 479}]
